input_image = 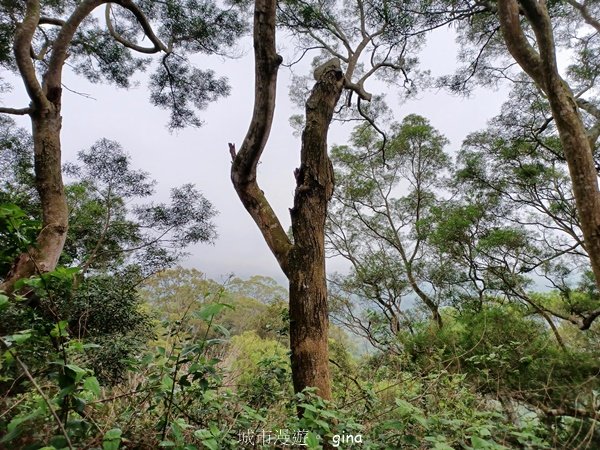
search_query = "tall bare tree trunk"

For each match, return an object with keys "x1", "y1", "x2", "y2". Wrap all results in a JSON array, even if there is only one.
[
  {"x1": 1, "y1": 106, "x2": 68, "y2": 293},
  {"x1": 288, "y1": 66, "x2": 344, "y2": 399}
]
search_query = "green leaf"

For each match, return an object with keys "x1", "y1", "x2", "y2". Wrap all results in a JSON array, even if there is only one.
[
  {"x1": 471, "y1": 436, "x2": 491, "y2": 449},
  {"x1": 50, "y1": 320, "x2": 69, "y2": 338},
  {"x1": 47, "y1": 266, "x2": 80, "y2": 280},
  {"x1": 414, "y1": 414, "x2": 429, "y2": 428},
  {"x1": 65, "y1": 364, "x2": 88, "y2": 383},
  {"x1": 0, "y1": 294, "x2": 8, "y2": 310},
  {"x1": 305, "y1": 432, "x2": 320, "y2": 449},
  {"x1": 478, "y1": 427, "x2": 491, "y2": 437},
  {"x1": 195, "y1": 302, "x2": 233, "y2": 321},
  {"x1": 4, "y1": 330, "x2": 32, "y2": 346},
  {"x1": 201, "y1": 438, "x2": 218, "y2": 450},
  {"x1": 381, "y1": 420, "x2": 405, "y2": 431},
  {"x1": 433, "y1": 443, "x2": 455, "y2": 450},
  {"x1": 103, "y1": 428, "x2": 122, "y2": 450},
  {"x1": 394, "y1": 398, "x2": 414, "y2": 414},
  {"x1": 161, "y1": 374, "x2": 174, "y2": 392},
  {"x1": 314, "y1": 419, "x2": 330, "y2": 432},
  {"x1": 82, "y1": 342, "x2": 102, "y2": 349},
  {"x1": 299, "y1": 403, "x2": 319, "y2": 413},
  {"x1": 83, "y1": 376, "x2": 101, "y2": 397},
  {"x1": 212, "y1": 323, "x2": 230, "y2": 337},
  {"x1": 14, "y1": 276, "x2": 41, "y2": 291}
]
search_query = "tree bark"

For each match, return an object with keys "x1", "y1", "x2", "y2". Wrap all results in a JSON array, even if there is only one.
[
  {"x1": 1, "y1": 107, "x2": 68, "y2": 293},
  {"x1": 288, "y1": 65, "x2": 344, "y2": 400},
  {"x1": 1, "y1": 0, "x2": 70, "y2": 292},
  {"x1": 498, "y1": 0, "x2": 600, "y2": 298}
]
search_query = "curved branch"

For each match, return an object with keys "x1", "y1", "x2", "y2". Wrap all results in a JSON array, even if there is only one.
[
  {"x1": 45, "y1": 0, "x2": 168, "y2": 93},
  {"x1": 577, "y1": 98, "x2": 600, "y2": 145},
  {"x1": 519, "y1": 0, "x2": 559, "y2": 80},
  {"x1": 105, "y1": 3, "x2": 168, "y2": 54},
  {"x1": 577, "y1": 98, "x2": 600, "y2": 120},
  {"x1": 44, "y1": 0, "x2": 106, "y2": 95},
  {"x1": 357, "y1": 97, "x2": 387, "y2": 164},
  {"x1": 566, "y1": 0, "x2": 600, "y2": 33},
  {"x1": 497, "y1": 0, "x2": 545, "y2": 89},
  {"x1": 14, "y1": 0, "x2": 47, "y2": 108},
  {"x1": 39, "y1": 16, "x2": 66, "y2": 26},
  {"x1": 581, "y1": 308, "x2": 600, "y2": 330},
  {"x1": 112, "y1": 0, "x2": 168, "y2": 53},
  {"x1": 357, "y1": 0, "x2": 367, "y2": 40},
  {"x1": 281, "y1": 45, "x2": 322, "y2": 68},
  {"x1": 306, "y1": 29, "x2": 348, "y2": 63},
  {"x1": 230, "y1": 0, "x2": 291, "y2": 276}
]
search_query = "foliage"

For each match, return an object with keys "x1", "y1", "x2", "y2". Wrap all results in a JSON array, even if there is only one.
[
  {"x1": 0, "y1": 126, "x2": 218, "y2": 284},
  {"x1": 0, "y1": 203, "x2": 40, "y2": 278},
  {"x1": 3, "y1": 263, "x2": 599, "y2": 448},
  {"x1": 62, "y1": 139, "x2": 217, "y2": 276},
  {"x1": 328, "y1": 114, "x2": 451, "y2": 343},
  {"x1": 0, "y1": 0, "x2": 246, "y2": 129},
  {"x1": 226, "y1": 331, "x2": 291, "y2": 407}
]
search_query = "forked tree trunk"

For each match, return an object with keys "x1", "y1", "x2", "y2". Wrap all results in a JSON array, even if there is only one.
[
  {"x1": 230, "y1": 0, "x2": 347, "y2": 402},
  {"x1": 288, "y1": 67, "x2": 344, "y2": 399},
  {"x1": 0, "y1": 106, "x2": 68, "y2": 293}
]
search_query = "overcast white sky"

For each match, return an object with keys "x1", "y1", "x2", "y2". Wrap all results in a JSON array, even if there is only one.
[{"x1": 3, "y1": 26, "x2": 509, "y2": 286}]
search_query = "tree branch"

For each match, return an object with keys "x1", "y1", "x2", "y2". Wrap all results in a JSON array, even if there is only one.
[
  {"x1": 105, "y1": 2, "x2": 169, "y2": 54},
  {"x1": 356, "y1": 97, "x2": 387, "y2": 160},
  {"x1": 39, "y1": 16, "x2": 66, "y2": 26},
  {"x1": 566, "y1": 0, "x2": 600, "y2": 33},
  {"x1": 581, "y1": 308, "x2": 600, "y2": 330},
  {"x1": 0, "y1": 106, "x2": 32, "y2": 115},
  {"x1": 577, "y1": 98, "x2": 600, "y2": 120},
  {"x1": 46, "y1": 0, "x2": 168, "y2": 94},
  {"x1": 518, "y1": 0, "x2": 559, "y2": 81},
  {"x1": 14, "y1": 0, "x2": 47, "y2": 108},
  {"x1": 230, "y1": 0, "x2": 292, "y2": 276},
  {"x1": 576, "y1": 98, "x2": 600, "y2": 145},
  {"x1": 497, "y1": 0, "x2": 546, "y2": 89},
  {"x1": 44, "y1": 0, "x2": 105, "y2": 95}
]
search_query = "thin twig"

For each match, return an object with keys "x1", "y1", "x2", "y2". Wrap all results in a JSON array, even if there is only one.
[{"x1": 0, "y1": 339, "x2": 74, "y2": 450}]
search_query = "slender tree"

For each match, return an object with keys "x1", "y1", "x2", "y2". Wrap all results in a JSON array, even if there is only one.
[
  {"x1": 229, "y1": 0, "x2": 420, "y2": 398},
  {"x1": 455, "y1": 78, "x2": 600, "y2": 331},
  {"x1": 426, "y1": 0, "x2": 600, "y2": 298},
  {"x1": 327, "y1": 115, "x2": 451, "y2": 334}
]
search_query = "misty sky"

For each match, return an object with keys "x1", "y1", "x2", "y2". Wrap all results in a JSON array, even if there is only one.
[{"x1": 3, "y1": 27, "x2": 509, "y2": 285}]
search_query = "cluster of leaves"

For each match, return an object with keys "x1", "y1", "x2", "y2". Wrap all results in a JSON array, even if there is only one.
[
  {"x1": 0, "y1": 267, "x2": 322, "y2": 448},
  {"x1": 1, "y1": 122, "x2": 218, "y2": 284},
  {"x1": 0, "y1": 0, "x2": 247, "y2": 129}
]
